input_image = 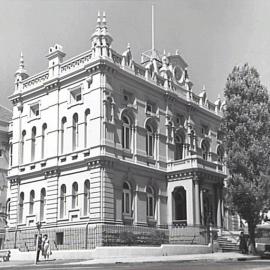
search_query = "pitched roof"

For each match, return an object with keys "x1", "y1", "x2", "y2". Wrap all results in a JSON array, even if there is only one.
[{"x1": 0, "y1": 105, "x2": 12, "y2": 123}]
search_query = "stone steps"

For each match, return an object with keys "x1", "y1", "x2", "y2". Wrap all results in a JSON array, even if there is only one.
[{"x1": 218, "y1": 236, "x2": 239, "y2": 252}]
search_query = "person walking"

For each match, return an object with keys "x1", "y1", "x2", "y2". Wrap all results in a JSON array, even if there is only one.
[
  {"x1": 42, "y1": 234, "x2": 52, "y2": 260},
  {"x1": 36, "y1": 234, "x2": 43, "y2": 262},
  {"x1": 239, "y1": 231, "x2": 248, "y2": 254}
]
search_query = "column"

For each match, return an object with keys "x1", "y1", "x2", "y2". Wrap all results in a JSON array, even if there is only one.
[
  {"x1": 193, "y1": 175, "x2": 200, "y2": 225},
  {"x1": 133, "y1": 190, "x2": 139, "y2": 225},
  {"x1": 200, "y1": 187, "x2": 204, "y2": 225},
  {"x1": 216, "y1": 186, "x2": 222, "y2": 228},
  {"x1": 155, "y1": 134, "x2": 160, "y2": 167},
  {"x1": 156, "y1": 194, "x2": 161, "y2": 227},
  {"x1": 132, "y1": 126, "x2": 136, "y2": 161}
]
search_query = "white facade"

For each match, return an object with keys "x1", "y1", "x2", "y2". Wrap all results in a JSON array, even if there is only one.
[
  {"x1": 0, "y1": 105, "x2": 12, "y2": 249},
  {"x1": 5, "y1": 13, "x2": 226, "y2": 250}
]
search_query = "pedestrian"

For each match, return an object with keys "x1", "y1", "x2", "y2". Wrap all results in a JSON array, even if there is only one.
[
  {"x1": 36, "y1": 233, "x2": 43, "y2": 262},
  {"x1": 239, "y1": 231, "x2": 248, "y2": 254},
  {"x1": 42, "y1": 234, "x2": 52, "y2": 260}
]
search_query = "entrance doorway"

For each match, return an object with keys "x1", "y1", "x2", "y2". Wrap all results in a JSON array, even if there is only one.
[{"x1": 173, "y1": 187, "x2": 187, "y2": 226}]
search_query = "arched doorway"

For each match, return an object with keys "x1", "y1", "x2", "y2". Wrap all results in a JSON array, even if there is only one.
[{"x1": 173, "y1": 187, "x2": 187, "y2": 226}]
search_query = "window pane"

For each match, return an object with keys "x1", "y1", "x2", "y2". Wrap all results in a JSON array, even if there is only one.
[
  {"x1": 126, "y1": 194, "x2": 130, "y2": 214},
  {"x1": 122, "y1": 126, "x2": 125, "y2": 148},
  {"x1": 146, "y1": 135, "x2": 149, "y2": 155},
  {"x1": 149, "y1": 197, "x2": 153, "y2": 217},
  {"x1": 149, "y1": 135, "x2": 153, "y2": 156},
  {"x1": 126, "y1": 127, "x2": 129, "y2": 149},
  {"x1": 146, "y1": 197, "x2": 149, "y2": 216},
  {"x1": 122, "y1": 193, "x2": 125, "y2": 213}
]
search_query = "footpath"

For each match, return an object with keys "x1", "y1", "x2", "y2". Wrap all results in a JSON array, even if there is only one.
[
  {"x1": 0, "y1": 252, "x2": 260, "y2": 267},
  {"x1": 71, "y1": 252, "x2": 260, "y2": 265}
]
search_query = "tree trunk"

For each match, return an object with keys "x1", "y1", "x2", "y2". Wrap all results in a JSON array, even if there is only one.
[{"x1": 247, "y1": 222, "x2": 256, "y2": 255}]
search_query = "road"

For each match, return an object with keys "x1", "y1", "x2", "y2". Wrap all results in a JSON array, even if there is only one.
[{"x1": 1, "y1": 260, "x2": 270, "y2": 270}]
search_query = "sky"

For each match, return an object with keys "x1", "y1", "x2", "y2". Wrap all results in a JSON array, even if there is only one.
[{"x1": 1, "y1": 0, "x2": 270, "y2": 109}]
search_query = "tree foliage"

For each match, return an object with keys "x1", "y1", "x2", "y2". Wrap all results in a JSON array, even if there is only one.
[{"x1": 221, "y1": 63, "x2": 270, "y2": 253}]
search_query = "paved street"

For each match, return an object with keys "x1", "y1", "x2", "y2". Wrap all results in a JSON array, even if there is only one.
[{"x1": 1, "y1": 260, "x2": 270, "y2": 270}]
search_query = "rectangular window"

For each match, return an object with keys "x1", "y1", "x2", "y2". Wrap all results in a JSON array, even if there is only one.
[
  {"x1": 70, "y1": 87, "x2": 82, "y2": 103},
  {"x1": 146, "y1": 104, "x2": 152, "y2": 112},
  {"x1": 30, "y1": 104, "x2": 40, "y2": 118},
  {"x1": 201, "y1": 125, "x2": 209, "y2": 135},
  {"x1": 76, "y1": 94, "x2": 82, "y2": 102},
  {"x1": 56, "y1": 232, "x2": 64, "y2": 245}
]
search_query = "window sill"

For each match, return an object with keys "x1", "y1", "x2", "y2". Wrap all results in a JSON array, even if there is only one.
[
  {"x1": 122, "y1": 149, "x2": 133, "y2": 158},
  {"x1": 58, "y1": 218, "x2": 69, "y2": 222},
  {"x1": 68, "y1": 208, "x2": 80, "y2": 213},
  {"x1": 146, "y1": 156, "x2": 156, "y2": 164},
  {"x1": 27, "y1": 115, "x2": 41, "y2": 123},
  {"x1": 122, "y1": 214, "x2": 133, "y2": 220},
  {"x1": 67, "y1": 100, "x2": 84, "y2": 109},
  {"x1": 147, "y1": 217, "x2": 157, "y2": 224}
]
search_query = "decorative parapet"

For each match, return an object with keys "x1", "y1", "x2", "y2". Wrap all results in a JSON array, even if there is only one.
[
  {"x1": 60, "y1": 50, "x2": 92, "y2": 74},
  {"x1": 22, "y1": 71, "x2": 49, "y2": 91}
]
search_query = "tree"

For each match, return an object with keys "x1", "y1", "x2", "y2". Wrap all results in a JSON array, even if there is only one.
[{"x1": 221, "y1": 63, "x2": 270, "y2": 254}]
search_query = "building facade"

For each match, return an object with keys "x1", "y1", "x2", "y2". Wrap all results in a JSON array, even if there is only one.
[
  {"x1": 5, "y1": 13, "x2": 226, "y2": 250},
  {"x1": 0, "y1": 105, "x2": 12, "y2": 249}
]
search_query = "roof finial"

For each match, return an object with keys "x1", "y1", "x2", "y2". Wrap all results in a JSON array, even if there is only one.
[
  {"x1": 97, "y1": 11, "x2": 101, "y2": 28},
  {"x1": 152, "y1": 5, "x2": 155, "y2": 51},
  {"x1": 20, "y1": 52, "x2": 24, "y2": 69},
  {"x1": 202, "y1": 85, "x2": 206, "y2": 91},
  {"x1": 102, "y1": 11, "x2": 107, "y2": 27}
]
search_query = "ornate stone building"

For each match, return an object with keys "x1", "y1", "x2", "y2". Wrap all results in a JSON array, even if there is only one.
[
  {"x1": 0, "y1": 105, "x2": 12, "y2": 249},
  {"x1": 5, "y1": 12, "x2": 226, "y2": 250}
]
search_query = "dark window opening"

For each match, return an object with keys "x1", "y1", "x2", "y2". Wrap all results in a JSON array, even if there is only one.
[{"x1": 56, "y1": 232, "x2": 64, "y2": 245}]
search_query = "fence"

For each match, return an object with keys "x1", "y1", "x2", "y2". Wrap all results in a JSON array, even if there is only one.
[{"x1": 4, "y1": 223, "x2": 209, "y2": 251}]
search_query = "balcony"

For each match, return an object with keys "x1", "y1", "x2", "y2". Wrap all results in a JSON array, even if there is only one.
[{"x1": 167, "y1": 155, "x2": 226, "y2": 175}]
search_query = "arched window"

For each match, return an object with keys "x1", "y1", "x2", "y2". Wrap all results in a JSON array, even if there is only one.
[
  {"x1": 121, "y1": 115, "x2": 131, "y2": 150},
  {"x1": 72, "y1": 182, "x2": 78, "y2": 209},
  {"x1": 31, "y1": 127, "x2": 36, "y2": 161},
  {"x1": 146, "y1": 124, "x2": 154, "y2": 156},
  {"x1": 60, "y1": 184, "x2": 66, "y2": 219},
  {"x1": 217, "y1": 145, "x2": 224, "y2": 163},
  {"x1": 6, "y1": 198, "x2": 11, "y2": 220},
  {"x1": 40, "y1": 188, "x2": 46, "y2": 221},
  {"x1": 201, "y1": 140, "x2": 210, "y2": 161},
  {"x1": 122, "y1": 182, "x2": 131, "y2": 215},
  {"x1": 29, "y1": 190, "x2": 35, "y2": 215},
  {"x1": 146, "y1": 186, "x2": 155, "y2": 218},
  {"x1": 84, "y1": 109, "x2": 90, "y2": 148},
  {"x1": 21, "y1": 130, "x2": 26, "y2": 164},
  {"x1": 19, "y1": 192, "x2": 24, "y2": 224},
  {"x1": 175, "y1": 135, "x2": 184, "y2": 160},
  {"x1": 61, "y1": 117, "x2": 67, "y2": 154},
  {"x1": 84, "y1": 180, "x2": 90, "y2": 216},
  {"x1": 41, "y1": 123, "x2": 47, "y2": 159},
  {"x1": 72, "y1": 114, "x2": 79, "y2": 150},
  {"x1": 190, "y1": 130, "x2": 195, "y2": 150}
]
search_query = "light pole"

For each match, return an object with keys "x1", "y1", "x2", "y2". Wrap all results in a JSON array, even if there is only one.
[
  {"x1": 14, "y1": 225, "x2": 19, "y2": 249},
  {"x1": 35, "y1": 221, "x2": 42, "y2": 264}
]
